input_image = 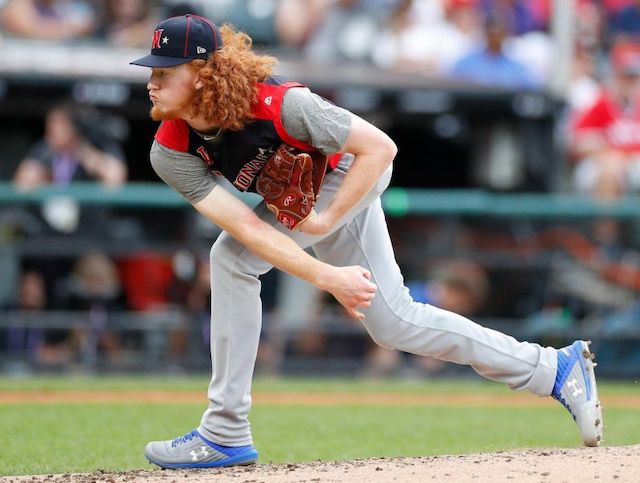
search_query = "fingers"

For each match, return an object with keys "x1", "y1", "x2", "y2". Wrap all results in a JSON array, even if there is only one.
[
  {"x1": 359, "y1": 268, "x2": 377, "y2": 292},
  {"x1": 333, "y1": 265, "x2": 379, "y2": 321},
  {"x1": 363, "y1": 281, "x2": 377, "y2": 296},
  {"x1": 348, "y1": 291, "x2": 375, "y2": 320},
  {"x1": 347, "y1": 306, "x2": 365, "y2": 321}
]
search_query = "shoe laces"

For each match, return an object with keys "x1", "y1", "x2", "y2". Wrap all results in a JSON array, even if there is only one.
[{"x1": 171, "y1": 430, "x2": 199, "y2": 447}]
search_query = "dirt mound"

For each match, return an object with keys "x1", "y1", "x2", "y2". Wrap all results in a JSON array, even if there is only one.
[{"x1": 4, "y1": 445, "x2": 639, "y2": 483}]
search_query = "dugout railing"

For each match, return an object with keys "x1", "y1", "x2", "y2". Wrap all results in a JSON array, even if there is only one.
[{"x1": 1, "y1": 182, "x2": 640, "y2": 377}]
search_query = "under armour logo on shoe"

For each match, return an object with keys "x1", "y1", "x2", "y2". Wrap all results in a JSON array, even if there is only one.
[
  {"x1": 567, "y1": 378, "x2": 583, "y2": 397},
  {"x1": 190, "y1": 446, "x2": 210, "y2": 461}
]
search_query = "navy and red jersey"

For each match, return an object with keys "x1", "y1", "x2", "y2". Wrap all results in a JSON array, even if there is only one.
[{"x1": 154, "y1": 76, "x2": 341, "y2": 193}]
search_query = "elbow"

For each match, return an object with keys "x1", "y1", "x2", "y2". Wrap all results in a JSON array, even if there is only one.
[
  {"x1": 381, "y1": 135, "x2": 397, "y2": 168},
  {"x1": 388, "y1": 138, "x2": 398, "y2": 162}
]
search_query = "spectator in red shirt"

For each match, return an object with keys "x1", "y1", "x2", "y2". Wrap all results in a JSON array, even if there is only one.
[{"x1": 570, "y1": 41, "x2": 640, "y2": 200}]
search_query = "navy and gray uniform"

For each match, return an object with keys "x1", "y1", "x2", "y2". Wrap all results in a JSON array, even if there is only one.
[{"x1": 150, "y1": 77, "x2": 558, "y2": 446}]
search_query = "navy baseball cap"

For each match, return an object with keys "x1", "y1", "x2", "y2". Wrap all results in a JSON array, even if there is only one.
[{"x1": 130, "y1": 14, "x2": 223, "y2": 68}]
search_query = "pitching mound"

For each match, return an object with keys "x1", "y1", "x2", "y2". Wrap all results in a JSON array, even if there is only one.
[{"x1": 5, "y1": 445, "x2": 639, "y2": 483}]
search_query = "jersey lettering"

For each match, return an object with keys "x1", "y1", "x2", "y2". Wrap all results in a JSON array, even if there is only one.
[
  {"x1": 233, "y1": 146, "x2": 275, "y2": 190},
  {"x1": 196, "y1": 146, "x2": 213, "y2": 165}
]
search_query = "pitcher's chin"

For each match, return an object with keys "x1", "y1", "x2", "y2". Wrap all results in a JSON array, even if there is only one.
[{"x1": 150, "y1": 105, "x2": 178, "y2": 121}]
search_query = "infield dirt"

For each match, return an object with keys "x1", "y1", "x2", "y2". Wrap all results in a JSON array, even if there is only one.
[{"x1": 4, "y1": 445, "x2": 639, "y2": 482}]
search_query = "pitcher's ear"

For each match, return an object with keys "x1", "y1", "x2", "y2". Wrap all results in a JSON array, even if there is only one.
[{"x1": 195, "y1": 78, "x2": 204, "y2": 90}]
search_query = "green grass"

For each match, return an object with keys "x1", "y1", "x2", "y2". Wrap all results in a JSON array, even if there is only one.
[
  {"x1": 1, "y1": 376, "x2": 639, "y2": 476},
  {"x1": 1, "y1": 375, "x2": 638, "y2": 394}
]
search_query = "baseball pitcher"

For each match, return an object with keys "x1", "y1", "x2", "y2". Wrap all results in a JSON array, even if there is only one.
[{"x1": 130, "y1": 14, "x2": 603, "y2": 469}]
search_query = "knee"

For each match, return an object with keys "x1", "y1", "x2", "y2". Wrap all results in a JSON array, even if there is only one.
[
  {"x1": 368, "y1": 326, "x2": 423, "y2": 354},
  {"x1": 363, "y1": 299, "x2": 439, "y2": 352},
  {"x1": 370, "y1": 333, "x2": 396, "y2": 350},
  {"x1": 366, "y1": 323, "x2": 401, "y2": 350}
]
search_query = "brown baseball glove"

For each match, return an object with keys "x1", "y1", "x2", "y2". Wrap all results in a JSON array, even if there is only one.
[{"x1": 256, "y1": 144, "x2": 328, "y2": 229}]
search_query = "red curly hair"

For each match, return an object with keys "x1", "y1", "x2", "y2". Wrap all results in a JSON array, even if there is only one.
[{"x1": 188, "y1": 25, "x2": 277, "y2": 131}]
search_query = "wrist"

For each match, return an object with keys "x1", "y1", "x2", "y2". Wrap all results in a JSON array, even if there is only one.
[
  {"x1": 313, "y1": 262, "x2": 334, "y2": 292},
  {"x1": 320, "y1": 207, "x2": 338, "y2": 228}
]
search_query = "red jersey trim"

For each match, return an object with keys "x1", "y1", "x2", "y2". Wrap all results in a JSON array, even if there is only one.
[
  {"x1": 253, "y1": 82, "x2": 316, "y2": 152},
  {"x1": 155, "y1": 83, "x2": 342, "y2": 168},
  {"x1": 155, "y1": 120, "x2": 190, "y2": 152},
  {"x1": 328, "y1": 153, "x2": 341, "y2": 169}
]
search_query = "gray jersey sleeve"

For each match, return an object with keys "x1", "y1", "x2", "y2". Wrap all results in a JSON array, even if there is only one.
[
  {"x1": 150, "y1": 140, "x2": 218, "y2": 204},
  {"x1": 281, "y1": 87, "x2": 352, "y2": 155}
]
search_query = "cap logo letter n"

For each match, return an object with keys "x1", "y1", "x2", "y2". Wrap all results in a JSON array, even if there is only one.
[{"x1": 151, "y1": 29, "x2": 164, "y2": 49}]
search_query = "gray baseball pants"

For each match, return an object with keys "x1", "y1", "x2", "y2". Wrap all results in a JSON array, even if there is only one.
[{"x1": 198, "y1": 159, "x2": 558, "y2": 446}]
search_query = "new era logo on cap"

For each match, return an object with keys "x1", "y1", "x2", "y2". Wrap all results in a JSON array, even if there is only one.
[{"x1": 130, "y1": 14, "x2": 222, "y2": 68}]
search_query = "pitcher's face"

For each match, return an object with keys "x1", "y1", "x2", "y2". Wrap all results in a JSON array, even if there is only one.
[{"x1": 146, "y1": 63, "x2": 199, "y2": 121}]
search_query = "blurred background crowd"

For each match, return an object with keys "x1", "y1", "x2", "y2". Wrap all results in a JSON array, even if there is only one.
[{"x1": 2, "y1": 0, "x2": 640, "y2": 378}]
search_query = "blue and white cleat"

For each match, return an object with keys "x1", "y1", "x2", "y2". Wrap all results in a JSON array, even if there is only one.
[
  {"x1": 552, "y1": 340, "x2": 603, "y2": 447},
  {"x1": 145, "y1": 429, "x2": 258, "y2": 469}
]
